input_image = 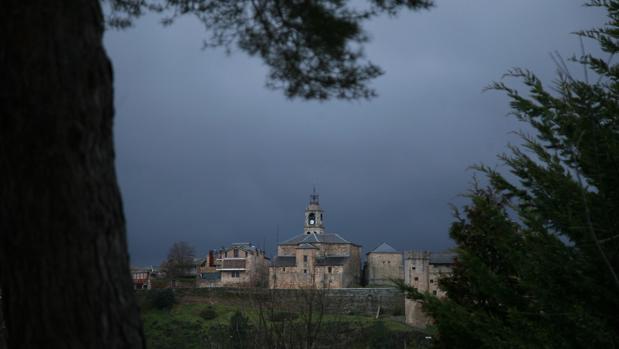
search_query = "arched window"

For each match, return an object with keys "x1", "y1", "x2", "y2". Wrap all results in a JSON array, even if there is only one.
[{"x1": 308, "y1": 213, "x2": 316, "y2": 225}]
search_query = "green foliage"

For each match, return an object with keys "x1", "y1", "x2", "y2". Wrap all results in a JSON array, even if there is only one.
[
  {"x1": 400, "y1": 1, "x2": 619, "y2": 347},
  {"x1": 199, "y1": 305, "x2": 218, "y2": 321},
  {"x1": 147, "y1": 289, "x2": 176, "y2": 311}
]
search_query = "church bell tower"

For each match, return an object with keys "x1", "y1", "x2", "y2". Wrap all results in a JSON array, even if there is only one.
[{"x1": 304, "y1": 188, "x2": 325, "y2": 235}]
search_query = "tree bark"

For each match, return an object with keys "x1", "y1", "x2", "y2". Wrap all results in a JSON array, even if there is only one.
[{"x1": 0, "y1": 1, "x2": 145, "y2": 347}]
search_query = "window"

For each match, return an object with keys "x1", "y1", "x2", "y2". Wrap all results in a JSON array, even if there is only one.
[
  {"x1": 304, "y1": 269, "x2": 307, "y2": 274},
  {"x1": 244, "y1": 251, "x2": 248, "y2": 257},
  {"x1": 282, "y1": 267, "x2": 286, "y2": 272},
  {"x1": 225, "y1": 251, "x2": 228, "y2": 257},
  {"x1": 303, "y1": 255, "x2": 308, "y2": 262},
  {"x1": 387, "y1": 261, "x2": 391, "y2": 264},
  {"x1": 414, "y1": 277, "x2": 418, "y2": 281},
  {"x1": 233, "y1": 249, "x2": 239, "y2": 257},
  {"x1": 231, "y1": 271, "x2": 240, "y2": 278},
  {"x1": 430, "y1": 279, "x2": 434, "y2": 283},
  {"x1": 412, "y1": 266, "x2": 416, "y2": 270},
  {"x1": 432, "y1": 290, "x2": 437, "y2": 295},
  {"x1": 328, "y1": 267, "x2": 332, "y2": 273}
]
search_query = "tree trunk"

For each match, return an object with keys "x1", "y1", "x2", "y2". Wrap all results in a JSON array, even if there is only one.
[{"x1": 0, "y1": 1, "x2": 145, "y2": 347}]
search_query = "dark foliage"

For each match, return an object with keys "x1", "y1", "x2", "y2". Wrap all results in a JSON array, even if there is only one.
[
  {"x1": 400, "y1": 1, "x2": 619, "y2": 347},
  {"x1": 199, "y1": 306, "x2": 218, "y2": 321},
  {"x1": 148, "y1": 289, "x2": 177, "y2": 311}
]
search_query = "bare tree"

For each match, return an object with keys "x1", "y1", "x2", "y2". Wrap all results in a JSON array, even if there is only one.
[{"x1": 163, "y1": 241, "x2": 196, "y2": 279}]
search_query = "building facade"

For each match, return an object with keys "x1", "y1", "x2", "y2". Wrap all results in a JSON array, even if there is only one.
[
  {"x1": 403, "y1": 250, "x2": 456, "y2": 327},
  {"x1": 198, "y1": 242, "x2": 269, "y2": 287},
  {"x1": 364, "y1": 242, "x2": 403, "y2": 287},
  {"x1": 131, "y1": 268, "x2": 152, "y2": 290},
  {"x1": 269, "y1": 190, "x2": 362, "y2": 289}
]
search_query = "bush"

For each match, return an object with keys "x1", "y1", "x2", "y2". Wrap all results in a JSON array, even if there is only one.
[
  {"x1": 147, "y1": 289, "x2": 176, "y2": 310},
  {"x1": 199, "y1": 306, "x2": 218, "y2": 320}
]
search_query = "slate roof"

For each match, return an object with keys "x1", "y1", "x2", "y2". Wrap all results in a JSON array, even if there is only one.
[
  {"x1": 297, "y1": 243, "x2": 318, "y2": 249},
  {"x1": 272, "y1": 256, "x2": 296, "y2": 267},
  {"x1": 315, "y1": 256, "x2": 349, "y2": 266},
  {"x1": 230, "y1": 242, "x2": 258, "y2": 252},
  {"x1": 279, "y1": 233, "x2": 360, "y2": 246},
  {"x1": 369, "y1": 242, "x2": 398, "y2": 254},
  {"x1": 429, "y1": 253, "x2": 457, "y2": 265}
]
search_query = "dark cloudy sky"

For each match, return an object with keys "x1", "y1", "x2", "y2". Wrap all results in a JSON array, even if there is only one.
[{"x1": 103, "y1": 1, "x2": 605, "y2": 267}]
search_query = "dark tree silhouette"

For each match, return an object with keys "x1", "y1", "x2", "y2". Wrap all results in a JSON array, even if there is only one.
[
  {"x1": 163, "y1": 241, "x2": 196, "y2": 279},
  {"x1": 1, "y1": 0, "x2": 432, "y2": 347}
]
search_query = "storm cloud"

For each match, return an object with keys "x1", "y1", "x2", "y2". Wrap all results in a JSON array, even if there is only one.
[{"x1": 103, "y1": 0, "x2": 605, "y2": 266}]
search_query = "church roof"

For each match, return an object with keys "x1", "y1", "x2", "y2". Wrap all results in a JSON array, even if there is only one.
[
  {"x1": 280, "y1": 233, "x2": 360, "y2": 246},
  {"x1": 369, "y1": 242, "x2": 398, "y2": 254},
  {"x1": 315, "y1": 256, "x2": 349, "y2": 266},
  {"x1": 272, "y1": 256, "x2": 296, "y2": 267},
  {"x1": 297, "y1": 243, "x2": 318, "y2": 249}
]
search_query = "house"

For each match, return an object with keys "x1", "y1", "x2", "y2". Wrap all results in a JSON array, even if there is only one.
[
  {"x1": 269, "y1": 190, "x2": 361, "y2": 289},
  {"x1": 364, "y1": 242, "x2": 403, "y2": 287},
  {"x1": 131, "y1": 268, "x2": 152, "y2": 290},
  {"x1": 198, "y1": 242, "x2": 269, "y2": 287}
]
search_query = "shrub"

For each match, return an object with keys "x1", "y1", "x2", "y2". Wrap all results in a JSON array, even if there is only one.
[
  {"x1": 147, "y1": 289, "x2": 176, "y2": 310},
  {"x1": 199, "y1": 306, "x2": 218, "y2": 321}
]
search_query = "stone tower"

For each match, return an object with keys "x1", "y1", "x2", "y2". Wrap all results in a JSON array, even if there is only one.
[{"x1": 304, "y1": 188, "x2": 324, "y2": 235}]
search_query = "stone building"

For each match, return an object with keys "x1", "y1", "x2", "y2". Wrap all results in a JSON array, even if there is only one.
[
  {"x1": 198, "y1": 242, "x2": 269, "y2": 287},
  {"x1": 404, "y1": 250, "x2": 456, "y2": 327},
  {"x1": 364, "y1": 242, "x2": 403, "y2": 287},
  {"x1": 269, "y1": 190, "x2": 362, "y2": 289}
]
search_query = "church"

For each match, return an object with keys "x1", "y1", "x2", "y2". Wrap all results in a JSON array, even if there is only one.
[{"x1": 269, "y1": 190, "x2": 362, "y2": 289}]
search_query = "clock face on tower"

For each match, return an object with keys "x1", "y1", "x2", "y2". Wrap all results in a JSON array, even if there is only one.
[{"x1": 308, "y1": 213, "x2": 316, "y2": 225}]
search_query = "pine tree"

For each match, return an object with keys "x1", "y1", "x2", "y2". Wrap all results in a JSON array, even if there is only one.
[{"x1": 401, "y1": 1, "x2": 619, "y2": 347}]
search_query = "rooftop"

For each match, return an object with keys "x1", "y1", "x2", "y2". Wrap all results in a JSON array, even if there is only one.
[
  {"x1": 368, "y1": 242, "x2": 398, "y2": 254},
  {"x1": 280, "y1": 232, "x2": 360, "y2": 246}
]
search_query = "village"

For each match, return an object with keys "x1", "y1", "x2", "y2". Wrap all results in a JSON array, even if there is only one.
[{"x1": 131, "y1": 190, "x2": 455, "y2": 328}]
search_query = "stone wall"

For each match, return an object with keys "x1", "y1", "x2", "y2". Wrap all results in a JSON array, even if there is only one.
[{"x1": 143, "y1": 287, "x2": 404, "y2": 316}]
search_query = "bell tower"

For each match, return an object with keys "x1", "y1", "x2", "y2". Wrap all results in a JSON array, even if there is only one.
[{"x1": 304, "y1": 187, "x2": 325, "y2": 235}]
